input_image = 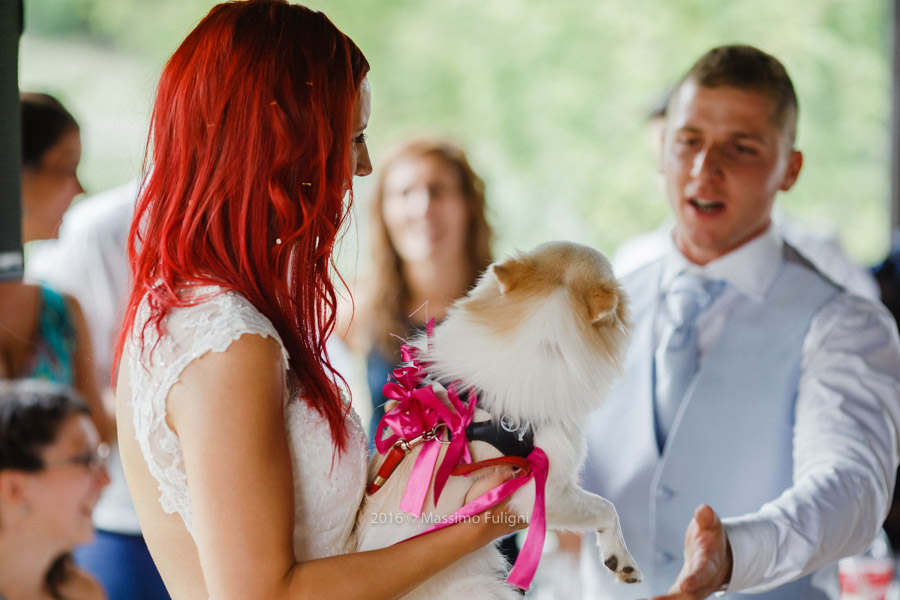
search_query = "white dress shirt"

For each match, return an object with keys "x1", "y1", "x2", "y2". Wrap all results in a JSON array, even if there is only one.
[{"x1": 615, "y1": 212, "x2": 881, "y2": 300}]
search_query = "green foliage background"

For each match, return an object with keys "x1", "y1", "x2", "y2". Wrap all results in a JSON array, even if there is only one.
[{"x1": 19, "y1": 0, "x2": 893, "y2": 269}]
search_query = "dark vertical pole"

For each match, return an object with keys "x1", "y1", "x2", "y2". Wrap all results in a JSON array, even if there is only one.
[
  {"x1": 892, "y1": 0, "x2": 900, "y2": 241},
  {"x1": 0, "y1": 0, "x2": 23, "y2": 282}
]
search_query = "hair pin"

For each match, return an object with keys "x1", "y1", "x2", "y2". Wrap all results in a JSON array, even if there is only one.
[
  {"x1": 302, "y1": 182, "x2": 312, "y2": 186},
  {"x1": 275, "y1": 238, "x2": 282, "y2": 245}
]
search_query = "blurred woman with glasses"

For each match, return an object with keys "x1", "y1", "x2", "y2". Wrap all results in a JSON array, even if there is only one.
[{"x1": 0, "y1": 379, "x2": 110, "y2": 600}]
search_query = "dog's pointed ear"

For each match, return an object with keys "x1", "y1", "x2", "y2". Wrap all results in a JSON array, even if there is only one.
[
  {"x1": 587, "y1": 287, "x2": 618, "y2": 323},
  {"x1": 491, "y1": 258, "x2": 527, "y2": 294}
]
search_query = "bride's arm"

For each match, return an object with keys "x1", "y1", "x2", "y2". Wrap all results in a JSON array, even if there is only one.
[{"x1": 169, "y1": 333, "x2": 516, "y2": 600}]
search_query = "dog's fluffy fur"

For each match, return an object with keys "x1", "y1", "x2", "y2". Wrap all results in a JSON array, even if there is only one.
[{"x1": 355, "y1": 241, "x2": 642, "y2": 599}]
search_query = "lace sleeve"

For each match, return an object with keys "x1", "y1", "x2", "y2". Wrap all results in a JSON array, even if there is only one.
[{"x1": 125, "y1": 288, "x2": 290, "y2": 534}]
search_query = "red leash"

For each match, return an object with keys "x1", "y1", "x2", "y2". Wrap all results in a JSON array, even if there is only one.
[
  {"x1": 450, "y1": 455, "x2": 532, "y2": 478},
  {"x1": 366, "y1": 424, "x2": 446, "y2": 495}
]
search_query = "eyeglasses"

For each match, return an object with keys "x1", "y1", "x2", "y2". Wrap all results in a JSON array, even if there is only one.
[{"x1": 43, "y1": 443, "x2": 110, "y2": 473}]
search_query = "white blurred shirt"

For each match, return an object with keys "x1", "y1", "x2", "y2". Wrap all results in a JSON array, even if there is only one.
[{"x1": 26, "y1": 179, "x2": 139, "y2": 533}]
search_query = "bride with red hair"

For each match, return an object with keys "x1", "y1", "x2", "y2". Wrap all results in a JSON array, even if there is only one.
[{"x1": 113, "y1": 2, "x2": 520, "y2": 598}]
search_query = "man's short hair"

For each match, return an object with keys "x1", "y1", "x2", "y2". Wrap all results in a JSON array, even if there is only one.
[{"x1": 671, "y1": 44, "x2": 799, "y2": 145}]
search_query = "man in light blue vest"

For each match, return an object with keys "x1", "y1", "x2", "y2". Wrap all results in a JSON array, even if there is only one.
[{"x1": 579, "y1": 45, "x2": 900, "y2": 599}]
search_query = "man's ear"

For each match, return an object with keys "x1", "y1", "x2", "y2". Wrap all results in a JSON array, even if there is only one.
[
  {"x1": 779, "y1": 150, "x2": 803, "y2": 192},
  {"x1": 0, "y1": 469, "x2": 29, "y2": 506},
  {"x1": 656, "y1": 124, "x2": 668, "y2": 174}
]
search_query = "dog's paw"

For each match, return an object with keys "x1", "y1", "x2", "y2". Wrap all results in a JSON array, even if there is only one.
[
  {"x1": 598, "y1": 545, "x2": 642, "y2": 584},
  {"x1": 603, "y1": 554, "x2": 642, "y2": 584},
  {"x1": 594, "y1": 523, "x2": 642, "y2": 584}
]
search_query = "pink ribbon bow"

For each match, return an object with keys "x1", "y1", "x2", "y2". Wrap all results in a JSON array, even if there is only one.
[{"x1": 373, "y1": 321, "x2": 476, "y2": 515}]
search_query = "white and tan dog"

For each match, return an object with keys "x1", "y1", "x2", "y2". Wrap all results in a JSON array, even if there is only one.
[{"x1": 356, "y1": 240, "x2": 641, "y2": 599}]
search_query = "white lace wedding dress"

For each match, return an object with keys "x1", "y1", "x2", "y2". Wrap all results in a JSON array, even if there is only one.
[{"x1": 124, "y1": 286, "x2": 368, "y2": 561}]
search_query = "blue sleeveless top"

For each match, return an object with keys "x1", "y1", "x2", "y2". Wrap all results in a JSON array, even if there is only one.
[{"x1": 20, "y1": 285, "x2": 76, "y2": 384}]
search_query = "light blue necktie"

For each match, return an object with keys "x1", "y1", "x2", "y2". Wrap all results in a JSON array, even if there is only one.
[{"x1": 653, "y1": 274, "x2": 723, "y2": 450}]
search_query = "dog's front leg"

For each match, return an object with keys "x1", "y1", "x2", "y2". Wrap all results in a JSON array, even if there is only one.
[{"x1": 544, "y1": 483, "x2": 642, "y2": 584}]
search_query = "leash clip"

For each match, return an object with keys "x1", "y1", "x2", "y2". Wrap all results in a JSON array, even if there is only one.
[
  {"x1": 367, "y1": 423, "x2": 448, "y2": 496},
  {"x1": 404, "y1": 422, "x2": 446, "y2": 450}
]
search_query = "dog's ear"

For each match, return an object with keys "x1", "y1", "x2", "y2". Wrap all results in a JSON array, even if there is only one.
[
  {"x1": 587, "y1": 287, "x2": 618, "y2": 323},
  {"x1": 491, "y1": 258, "x2": 527, "y2": 294}
]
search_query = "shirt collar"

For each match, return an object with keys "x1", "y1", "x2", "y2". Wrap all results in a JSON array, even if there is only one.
[{"x1": 662, "y1": 226, "x2": 785, "y2": 301}]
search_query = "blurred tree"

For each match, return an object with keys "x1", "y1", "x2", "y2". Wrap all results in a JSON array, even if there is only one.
[{"x1": 19, "y1": 0, "x2": 893, "y2": 265}]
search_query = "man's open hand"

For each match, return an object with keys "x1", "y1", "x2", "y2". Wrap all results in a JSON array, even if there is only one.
[{"x1": 650, "y1": 504, "x2": 732, "y2": 600}]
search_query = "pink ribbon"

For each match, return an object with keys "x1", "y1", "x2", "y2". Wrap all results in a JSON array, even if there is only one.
[
  {"x1": 430, "y1": 382, "x2": 476, "y2": 503},
  {"x1": 373, "y1": 320, "x2": 476, "y2": 515},
  {"x1": 507, "y1": 447, "x2": 549, "y2": 590},
  {"x1": 376, "y1": 375, "x2": 442, "y2": 516},
  {"x1": 409, "y1": 447, "x2": 550, "y2": 591},
  {"x1": 401, "y1": 441, "x2": 441, "y2": 515},
  {"x1": 373, "y1": 321, "x2": 436, "y2": 457},
  {"x1": 373, "y1": 320, "x2": 551, "y2": 589}
]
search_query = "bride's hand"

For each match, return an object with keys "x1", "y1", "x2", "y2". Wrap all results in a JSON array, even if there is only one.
[{"x1": 464, "y1": 467, "x2": 528, "y2": 542}]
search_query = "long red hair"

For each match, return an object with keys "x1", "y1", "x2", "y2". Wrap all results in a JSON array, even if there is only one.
[{"x1": 114, "y1": 0, "x2": 369, "y2": 449}]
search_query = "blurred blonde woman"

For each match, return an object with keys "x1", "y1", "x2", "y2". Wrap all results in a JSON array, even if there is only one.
[{"x1": 342, "y1": 137, "x2": 493, "y2": 444}]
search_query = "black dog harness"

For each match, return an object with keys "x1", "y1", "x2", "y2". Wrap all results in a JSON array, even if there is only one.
[
  {"x1": 450, "y1": 384, "x2": 535, "y2": 458},
  {"x1": 465, "y1": 418, "x2": 534, "y2": 458}
]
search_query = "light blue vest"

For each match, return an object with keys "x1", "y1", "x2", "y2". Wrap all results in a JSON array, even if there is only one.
[{"x1": 580, "y1": 245, "x2": 841, "y2": 599}]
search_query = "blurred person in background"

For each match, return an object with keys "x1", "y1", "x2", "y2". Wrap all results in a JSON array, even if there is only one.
[
  {"x1": 27, "y1": 178, "x2": 169, "y2": 599},
  {"x1": 2, "y1": 93, "x2": 111, "y2": 442},
  {"x1": 339, "y1": 137, "x2": 493, "y2": 446},
  {"x1": 0, "y1": 379, "x2": 110, "y2": 600},
  {"x1": 870, "y1": 233, "x2": 900, "y2": 550}
]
